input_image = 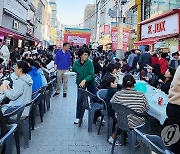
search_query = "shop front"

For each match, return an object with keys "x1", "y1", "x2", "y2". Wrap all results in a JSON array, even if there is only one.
[
  {"x1": 134, "y1": 9, "x2": 180, "y2": 54},
  {"x1": 0, "y1": 0, "x2": 28, "y2": 49}
]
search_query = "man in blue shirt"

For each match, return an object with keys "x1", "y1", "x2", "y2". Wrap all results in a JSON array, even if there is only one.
[{"x1": 54, "y1": 42, "x2": 72, "y2": 97}]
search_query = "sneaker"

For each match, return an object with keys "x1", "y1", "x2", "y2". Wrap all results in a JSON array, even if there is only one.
[
  {"x1": 74, "y1": 119, "x2": 80, "y2": 124},
  {"x1": 108, "y1": 136, "x2": 122, "y2": 146},
  {"x1": 63, "y1": 92, "x2": 67, "y2": 97},
  {"x1": 53, "y1": 92, "x2": 59, "y2": 97}
]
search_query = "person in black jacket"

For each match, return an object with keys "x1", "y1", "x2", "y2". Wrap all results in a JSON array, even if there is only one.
[
  {"x1": 139, "y1": 46, "x2": 152, "y2": 68},
  {"x1": 104, "y1": 76, "x2": 122, "y2": 145},
  {"x1": 147, "y1": 64, "x2": 176, "y2": 94}
]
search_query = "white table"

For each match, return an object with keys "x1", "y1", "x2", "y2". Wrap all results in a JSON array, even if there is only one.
[
  {"x1": 145, "y1": 84, "x2": 168, "y2": 125},
  {"x1": 117, "y1": 75, "x2": 168, "y2": 125}
]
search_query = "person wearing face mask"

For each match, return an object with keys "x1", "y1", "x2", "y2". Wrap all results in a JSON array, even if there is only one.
[
  {"x1": 0, "y1": 61, "x2": 33, "y2": 115},
  {"x1": 72, "y1": 47, "x2": 96, "y2": 124}
]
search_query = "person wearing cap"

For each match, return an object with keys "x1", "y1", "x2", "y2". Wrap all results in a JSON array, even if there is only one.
[
  {"x1": 0, "y1": 39, "x2": 10, "y2": 67},
  {"x1": 169, "y1": 51, "x2": 180, "y2": 69}
]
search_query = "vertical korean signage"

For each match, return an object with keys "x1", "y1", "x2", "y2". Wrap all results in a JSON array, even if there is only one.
[
  {"x1": 122, "y1": 26, "x2": 131, "y2": 52},
  {"x1": 111, "y1": 22, "x2": 118, "y2": 51},
  {"x1": 64, "y1": 28, "x2": 91, "y2": 46}
]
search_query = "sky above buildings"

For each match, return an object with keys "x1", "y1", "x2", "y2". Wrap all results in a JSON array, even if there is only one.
[{"x1": 57, "y1": 0, "x2": 94, "y2": 25}]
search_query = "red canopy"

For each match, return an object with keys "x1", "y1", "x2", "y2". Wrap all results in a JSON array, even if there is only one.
[
  {"x1": 134, "y1": 38, "x2": 158, "y2": 46},
  {"x1": 0, "y1": 27, "x2": 24, "y2": 40}
]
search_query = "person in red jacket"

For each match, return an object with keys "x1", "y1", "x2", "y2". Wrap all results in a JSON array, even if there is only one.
[
  {"x1": 151, "y1": 53, "x2": 159, "y2": 65},
  {"x1": 158, "y1": 52, "x2": 168, "y2": 75}
]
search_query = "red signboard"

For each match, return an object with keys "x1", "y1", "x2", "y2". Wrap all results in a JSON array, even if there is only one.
[
  {"x1": 111, "y1": 22, "x2": 118, "y2": 51},
  {"x1": 122, "y1": 27, "x2": 131, "y2": 51},
  {"x1": 64, "y1": 28, "x2": 91, "y2": 47},
  {"x1": 64, "y1": 34, "x2": 90, "y2": 47}
]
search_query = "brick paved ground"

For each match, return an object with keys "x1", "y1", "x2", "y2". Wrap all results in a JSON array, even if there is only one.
[{"x1": 20, "y1": 76, "x2": 143, "y2": 154}]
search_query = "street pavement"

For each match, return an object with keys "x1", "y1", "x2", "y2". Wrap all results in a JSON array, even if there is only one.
[{"x1": 21, "y1": 76, "x2": 143, "y2": 154}]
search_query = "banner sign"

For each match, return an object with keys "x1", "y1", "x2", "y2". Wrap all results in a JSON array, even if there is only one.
[
  {"x1": 122, "y1": 26, "x2": 131, "y2": 51},
  {"x1": 64, "y1": 28, "x2": 91, "y2": 46},
  {"x1": 111, "y1": 22, "x2": 118, "y2": 51}
]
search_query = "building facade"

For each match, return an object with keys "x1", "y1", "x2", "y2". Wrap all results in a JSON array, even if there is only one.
[
  {"x1": 84, "y1": 4, "x2": 96, "y2": 43},
  {"x1": 49, "y1": 0, "x2": 58, "y2": 45}
]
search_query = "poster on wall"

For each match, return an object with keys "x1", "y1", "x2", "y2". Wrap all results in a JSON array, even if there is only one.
[
  {"x1": 64, "y1": 28, "x2": 91, "y2": 47},
  {"x1": 122, "y1": 26, "x2": 131, "y2": 52},
  {"x1": 111, "y1": 22, "x2": 118, "y2": 51}
]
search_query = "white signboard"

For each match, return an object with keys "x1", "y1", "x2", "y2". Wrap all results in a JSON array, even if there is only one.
[
  {"x1": 68, "y1": 36, "x2": 86, "y2": 44},
  {"x1": 4, "y1": 0, "x2": 28, "y2": 21},
  {"x1": 141, "y1": 13, "x2": 179, "y2": 39}
]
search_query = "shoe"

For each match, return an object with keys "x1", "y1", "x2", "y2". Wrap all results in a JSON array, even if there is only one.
[
  {"x1": 108, "y1": 136, "x2": 122, "y2": 146},
  {"x1": 63, "y1": 92, "x2": 67, "y2": 97},
  {"x1": 74, "y1": 119, "x2": 80, "y2": 124},
  {"x1": 53, "y1": 92, "x2": 59, "y2": 97}
]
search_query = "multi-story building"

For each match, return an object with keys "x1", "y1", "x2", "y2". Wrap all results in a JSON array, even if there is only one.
[
  {"x1": 0, "y1": 0, "x2": 29, "y2": 49},
  {"x1": 49, "y1": 0, "x2": 58, "y2": 45},
  {"x1": 43, "y1": 0, "x2": 52, "y2": 47},
  {"x1": 84, "y1": 4, "x2": 96, "y2": 43},
  {"x1": 95, "y1": 0, "x2": 115, "y2": 49},
  {"x1": 135, "y1": 0, "x2": 180, "y2": 54}
]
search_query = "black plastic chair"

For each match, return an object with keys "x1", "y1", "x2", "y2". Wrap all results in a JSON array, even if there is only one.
[
  {"x1": 20, "y1": 93, "x2": 41, "y2": 148},
  {"x1": 3, "y1": 105, "x2": 25, "y2": 154},
  {"x1": 0, "y1": 124, "x2": 17, "y2": 154},
  {"x1": 31, "y1": 87, "x2": 44, "y2": 130},
  {"x1": 96, "y1": 89, "x2": 113, "y2": 141},
  {"x1": 111, "y1": 103, "x2": 147, "y2": 154},
  {"x1": 78, "y1": 88, "x2": 103, "y2": 133},
  {"x1": 134, "y1": 128, "x2": 173, "y2": 154}
]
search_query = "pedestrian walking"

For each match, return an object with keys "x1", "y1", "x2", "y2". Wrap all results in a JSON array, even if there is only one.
[
  {"x1": 53, "y1": 42, "x2": 72, "y2": 97},
  {"x1": 72, "y1": 47, "x2": 96, "y2": 124}
]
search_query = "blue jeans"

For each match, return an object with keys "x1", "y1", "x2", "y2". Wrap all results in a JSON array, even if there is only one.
[{"x1": 76, "y1": 84, "x2": 97, "y2": 119}]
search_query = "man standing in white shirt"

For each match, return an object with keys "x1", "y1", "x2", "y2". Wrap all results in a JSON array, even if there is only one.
[{"x1": 0, "y1": 39, "x2": 10, "y2": 67}]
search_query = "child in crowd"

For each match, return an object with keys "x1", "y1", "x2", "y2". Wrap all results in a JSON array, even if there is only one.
[{"x1": 104, "y1": 76, "x2": 122, "y2": 145}]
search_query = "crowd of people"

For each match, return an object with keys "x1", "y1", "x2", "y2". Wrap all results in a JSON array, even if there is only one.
[
  {"x1": 69, "y1": 44, "x2": 180, "y2": 153},
  {"x1": 0, "y1": 40, "x2": 180, "y2": 153}
]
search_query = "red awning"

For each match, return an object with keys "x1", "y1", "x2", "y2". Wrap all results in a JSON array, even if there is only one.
[
  {"x1": 0, "y1": 27, "x2": 24, "y2": 40},
  {"x1": 134, "y1": 38, "x2": 159, "y2": 46},
  {"x1": 134, "y1": 33, "x2": 179, "y2": 46}
]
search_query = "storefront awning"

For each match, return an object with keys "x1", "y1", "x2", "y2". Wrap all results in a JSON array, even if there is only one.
[
  {"x1": 134, "y1": 33, "x2": 179, "y2": 46},
  {"x1": 0, "y1": 27, "x2": 24, "y2": 40},
  {"x1": 26, "y1": 34, "x2": 40, "y2": 42},
  {"x1": 134, "y1": 38, "x2": 159, "y2": 46}
]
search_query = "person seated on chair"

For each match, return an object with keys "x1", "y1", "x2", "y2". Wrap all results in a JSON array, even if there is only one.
[
  {"x1": 104, "y1": 76, "x2": 122, "y2": 145},
  {"x1": 110, "y1": 74, "x2": 149, "y2": 128},
  {"x1": 100, "y1": 63, "x2": 118, "y2": 88},
  {"x1": 25, "y1": 58, "x2": 42, "y2": 92},
  {"x1": 0, "y1": 61, "x2": 33, "y2": 116}
]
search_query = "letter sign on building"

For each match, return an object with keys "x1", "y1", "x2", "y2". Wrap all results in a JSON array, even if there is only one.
[{"x1": 141, "y1": 13, "x2": 179, "y2": 39}]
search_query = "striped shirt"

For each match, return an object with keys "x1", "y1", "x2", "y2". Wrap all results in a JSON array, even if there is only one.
[{"x1": 110, "y1": 89, "x2": 149, "y2": 128}]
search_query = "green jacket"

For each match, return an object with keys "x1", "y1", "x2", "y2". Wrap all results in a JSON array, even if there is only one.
[{"x1": 72, "y1": 59, "x2": 95, "y2": 86}]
